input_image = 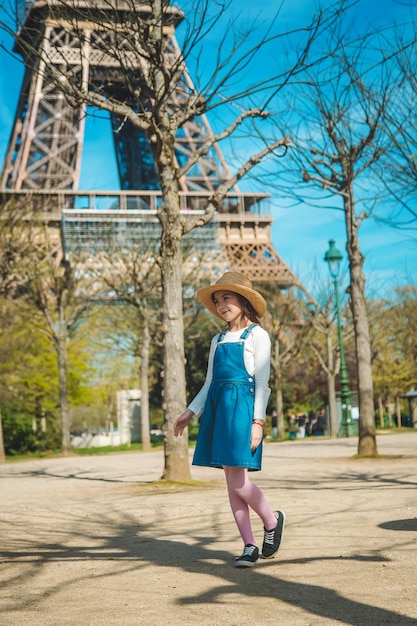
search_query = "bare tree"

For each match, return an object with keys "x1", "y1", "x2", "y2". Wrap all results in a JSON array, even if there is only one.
[
  {"x1": 310, "y1": 295, "x2": 356, "y2": 439},
  {"x1": 265, "y1": 288, "x2": 315, "y2": 439},
  {"x1": 311, "y1": 316, "x2": 339, "y2": 439},
  {"x1": 273, "y1": 21, "x2": 413, "y2": 454},
  {"x1": 306, "y1": 265, "x2": 352, "y2": 439},
  {"x1": 376, "y1": 23, "x2": 417, "y2": 233},
  {"x1": 83, "y1": 248, "x2": 163, "y2": 452}
]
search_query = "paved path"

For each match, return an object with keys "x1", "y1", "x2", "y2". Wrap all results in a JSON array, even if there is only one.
[{"x1": 1, "y1": 432, "x2": 416, "y2": 625}]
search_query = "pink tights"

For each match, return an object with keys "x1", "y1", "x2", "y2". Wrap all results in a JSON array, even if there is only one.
[{"x1": 224, "y1": 466, "x2": 277, "y2": 547}]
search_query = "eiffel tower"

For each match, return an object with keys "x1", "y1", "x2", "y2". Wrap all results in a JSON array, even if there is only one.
[{"x1": 1, "y1": 0, "x2": 304, "y2": 289}]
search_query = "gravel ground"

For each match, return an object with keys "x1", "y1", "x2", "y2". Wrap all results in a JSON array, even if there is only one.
[{"x1": 0, "y1": 431, "x2": 416, "y2": 626}]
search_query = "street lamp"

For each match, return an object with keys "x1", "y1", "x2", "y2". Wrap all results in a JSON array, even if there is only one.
[{"x1": 324, "y1": 239, "x2": 355, "y2": 437}]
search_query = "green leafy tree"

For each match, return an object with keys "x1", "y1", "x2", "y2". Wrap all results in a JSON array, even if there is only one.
[
  {"x1": 371, "y1": 286, "x2": 417, "y2": 426},
  {"x1": 0, "y1": 301, "x2": 59, "y2": 453},
  {"x1": 0, "y1": 200, "x2": 98, "y2": 454}
]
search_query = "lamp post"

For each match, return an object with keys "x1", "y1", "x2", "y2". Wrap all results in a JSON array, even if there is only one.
[{"x1": 324, "y1": 239, "x2": 355, "y2": 437}]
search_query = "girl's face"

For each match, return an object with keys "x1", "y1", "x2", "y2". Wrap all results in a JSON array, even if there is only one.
[{"x1": 212, "y1": 290, "x2": 246, "y2": 328}]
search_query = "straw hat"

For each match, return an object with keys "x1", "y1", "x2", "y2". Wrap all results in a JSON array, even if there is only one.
[{"x1": 196, "y1": 272, "x2": 267, "y2": 319}]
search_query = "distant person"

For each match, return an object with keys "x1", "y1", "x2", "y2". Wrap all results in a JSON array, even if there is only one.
[
  {"x1": 174, "y1": 272, "x2": 285, "y2": 568},
  {"x1": 308, "y1": 410, "x2": 319, "y2": 436},
  {"x1": 297, "y1": 413, "x2": 307, "y2": 438},
  {"x1": 288, "y1": 413, "x2": 298, "y2": 440},
  {"x1": 317, "y1": 409, "x2": 326, "y2": 436},
  {"x1": 271, "y1": 410, "x2": 278, "y2": 438}
]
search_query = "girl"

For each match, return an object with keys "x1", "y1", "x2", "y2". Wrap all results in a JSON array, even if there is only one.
[{"x1": 173, "y1": 271, "x2": 285, "y2": 568}]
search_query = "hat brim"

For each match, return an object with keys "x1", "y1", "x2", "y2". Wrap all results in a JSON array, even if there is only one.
[{"x1": 196, "y1": 284, "x2": 266, "y2": 320}]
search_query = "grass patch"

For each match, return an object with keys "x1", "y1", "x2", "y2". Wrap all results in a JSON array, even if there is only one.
[
  {"x1": 5, "y1": 449, "x2": 68, "y2": 462},
  {"x1": 73, "y1": 441, "x2": 166, "y2": 455},
  {"x1": 5, "y1": 440, "x2": 165, "y2": 461},
  {"x1": 74, "y1": 443, "x2": 143, "y2": 455}
]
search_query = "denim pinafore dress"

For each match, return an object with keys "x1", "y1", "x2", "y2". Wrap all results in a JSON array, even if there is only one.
[{"x1": 192, "y1": 324, "x2": 262, "y2": 471}]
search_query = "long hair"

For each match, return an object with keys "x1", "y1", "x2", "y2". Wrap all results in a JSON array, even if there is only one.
[{"x1": 237, "y1": 294, "x2": 262, "y2": 326}]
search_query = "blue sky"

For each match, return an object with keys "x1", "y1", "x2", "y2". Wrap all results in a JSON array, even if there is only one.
[{"x1": 0, "y1": 0, "x2": 416, "y2": 298}]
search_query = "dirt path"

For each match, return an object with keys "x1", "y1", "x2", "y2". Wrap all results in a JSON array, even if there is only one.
[{"x1": 1, "y1": 432, "x2": 416, "y2": 625}]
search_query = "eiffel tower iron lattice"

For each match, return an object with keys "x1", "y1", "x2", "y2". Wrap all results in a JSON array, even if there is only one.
[{"x1": 1, "y1": 0, "x2": 306, "y2": 289}]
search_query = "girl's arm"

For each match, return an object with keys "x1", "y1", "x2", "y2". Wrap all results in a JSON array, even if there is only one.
[
  {"x1": 173, "y1": 408, "x2": 195, "y2": 437},
  {"x1": 173, "y1": 335, "x2": 218, "y2": 436},
  {"x1": 252, "y1": 328, "x2": 271, "y2": 422}
]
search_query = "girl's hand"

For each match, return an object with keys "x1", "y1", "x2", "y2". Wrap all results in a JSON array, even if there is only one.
[
  {"x1": 173, "y1": 409, "x2": 194, "y2": 437},
  {"x1": 250, "y1": 422, "x2": 264, "y2": 451}
]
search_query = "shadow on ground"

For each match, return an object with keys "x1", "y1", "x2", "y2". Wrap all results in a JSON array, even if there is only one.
[{"x1": 0, "y1": 503, "x2": 416, "y2": 626}]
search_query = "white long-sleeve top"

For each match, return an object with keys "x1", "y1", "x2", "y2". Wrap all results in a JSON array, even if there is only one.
[{"x1": 187, "y1": 325, "x2": 271, "y2": 422}]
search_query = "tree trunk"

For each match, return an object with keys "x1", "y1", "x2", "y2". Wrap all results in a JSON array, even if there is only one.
[
  {"x1": 276, "y1": 387, "x2": 285, "y2": 440},
  {"x1": 0, "y1": 407, "x2": 6, "y2": 463},
  {"x1": 349, "y1": 260, "x2": 377, "y2": 454},
  {"x1": 158, "y1": 154, "x2": 192, "y2": 482},
  {"x1": 160, "y1": 241, "x2": 191, "y2": 481},
  {"x1": 411, "y1": 397, "x2": 417, "y2": 429},
  {"x1": 378, "y1": 396, "x2": 384, "y2": 428},
  {"x1": 386, "y1": 398, "x2": 393, "y2": 427},
  {"x1": 327, "y1": 372, "x2": 338, "y2": 438},
  {"x1": 57, "y1": 323, "x2": 71, "y2": 454},
  {"x1": 326, "y1": 331, "x2": 338, "y2": 438},
  {"x1": 140, "y1": 320, "x2": 152, "y2": 453},
  {"x1": 150, "y1": 2, "x2": 191, "y2": 482},
  {"x1": 344, "y1": 191, "x2": 377, "y2": 455},
  {"x1": 395, "y1": 395, "x2": 401, "y2": 427}
]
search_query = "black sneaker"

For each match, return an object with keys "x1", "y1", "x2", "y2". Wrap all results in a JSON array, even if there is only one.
[
  {"x1": 234, "y1": 544, "x2": 259, "y2": 568},
  {"x1": 262, "y1": 510, "x2": 286, "y2": 558}
]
